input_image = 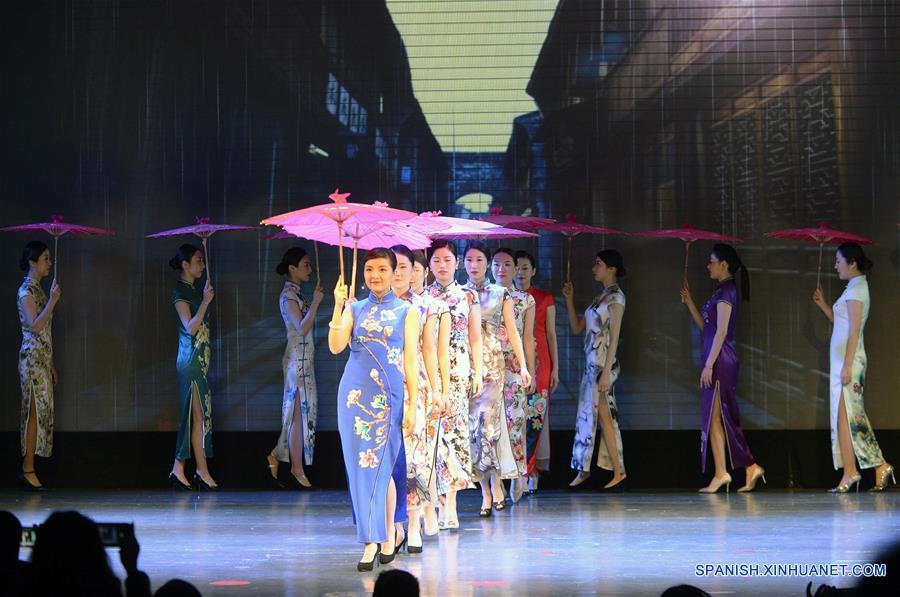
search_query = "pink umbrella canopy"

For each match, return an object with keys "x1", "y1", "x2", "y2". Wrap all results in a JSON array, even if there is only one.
[
  {"x1": 535, "y1": 215, "x2": 629, "y2": 281},
  {"x1": 147, "y1": 217, "x2": 257, "y2": 282},
  {"x1": 431, "y1": 226, "x2": 538, "y2": 241},
  {"x1": 633, "y1": 224, "x2": 744, "y2": 292},
  {"x1": 477, "y1": 207, "x2": 555, "y2": 230},
  {"x1": 1, "y1": 215, "x2": 115, "y2": 279},
  {"x1": 261, "y1": 190, "x2": 418, "y2": 287},
  {"x1": 765, "y1": 221, "x2": 874, "y2": 286}
]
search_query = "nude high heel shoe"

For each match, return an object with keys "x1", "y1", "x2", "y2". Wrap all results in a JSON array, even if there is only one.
[{"x1": 699, "y1": 473, "x2": 732, "y2": 494}]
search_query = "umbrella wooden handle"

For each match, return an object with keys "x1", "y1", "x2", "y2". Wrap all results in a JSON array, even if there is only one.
[
  {"x1": 350, "y1": 237, "x2": 359, "y2": 300},
  {"x1": 314, "y1": 241, "x2": 320, "y2": 284},
  {"x1": 53, "y1": 236, "x2": 59, "y2": 281},
  {"x1": 565, "y1": 236, "x2": 572, "y2": 282},
  {"x1": 202, "y1": 237, "x2": 211, "y2": 286},
  {"x1": 816, "y1": 242, "x2": 824, "y2": 288},
  {"x1": 681, "y1": 241, "x2": 692, "y2": 303},
  {"x1": 338, "y1": 221, "x2": 345, "y2": 283}
]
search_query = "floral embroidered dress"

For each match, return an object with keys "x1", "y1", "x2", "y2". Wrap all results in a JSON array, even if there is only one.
[
  {"x1": 398, "y1": 290, "x2": 448, "y2": 509},
  {"x1": 501, "y1": 288, "x2": 534, "y2": 476},
  {"x1": 273, "y1": 281, "x2": 317, "y2": 466},
  {"x1": 571, "y1": 284, "x2": 626, "y2": 473},
  {"x1": 698, "y1": 279, "x2": 754, "y2": 472},
  {"x1": 337, "y1": 290, "x2": 410, "y2": 543},
  {"x1": 426, "y1": 280, "x2": 477, "y2": 494},
  {"x1": 172, "y1": 280, "x2": 213, "y2": 459},
  {"x1": 17, "y1": 277, "x2": 54, "y2": 457},
  {"x1": 829, "y1": 275, "x2": 885, "y2": 470},
  {"x1": 525, "y1": 286, "x2": 554, "y2": 475},
  {"x1": 467, "y1": 280, "x2": 518, "y2": 480}
]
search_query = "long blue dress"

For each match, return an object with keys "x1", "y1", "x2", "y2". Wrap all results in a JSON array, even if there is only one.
[{"x1": 337, "y1": 290, "x2": 410, "y2": 544}]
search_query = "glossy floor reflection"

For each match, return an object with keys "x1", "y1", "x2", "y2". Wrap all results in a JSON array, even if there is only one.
[{"x1": 2, "y1": 489, "x2": 897, "y2": 596}]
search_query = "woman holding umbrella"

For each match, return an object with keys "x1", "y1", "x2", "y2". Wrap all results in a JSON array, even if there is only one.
[
  {"x1": 464, "y1": 242, "x2": 531, "y2": 516},
  {"x1": 329, "y1": 248, "x2": 419, "y2": 570},
  {"x1": 265, "y1": 247, "x2": 324, "y2": 489},
  {"x1": 17, "y1": 241, "x2": 60, "y2": 490},
  {"x1": 563, "y1": 250, "x2": 628, "y2": 491},
  {"x1": 425, "y1": 240, "x2": 482, "y2": 529},
  {"x1": 168, "y1": 244, "x2": 217, "y2": 491},
  {"x1": 812, "y1": 243, "x2": 894, "y2": 492},
  {"x1": 681, "y1": 244, "x2": 765, "y2": 493}
]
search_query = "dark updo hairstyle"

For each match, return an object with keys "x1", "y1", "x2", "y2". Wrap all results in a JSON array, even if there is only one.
[
  {"x1": 465, "y1": 241, "x2": 491, "y2": 261},
  {"x1": 411, "y1": 249, "x2": 428, "y2": 270},
  {"x1": 168, "y1": 243, "x2": 202, "y2": 271},
  {"x1": 837, "y1": 242, "x2": 873, "y2": 274},
  {"x1": 596, "y1": 249, "x2": 627, "y2": 278},
  {"x1": 276, "y1": 247, "x2": 308, "y2": 276},
  {"x1": 514, "y1": 250, "x2": 536, "y2": 270},
  {"x1": 390, "y1": 244, "x2": 415, "y2": 267},
  {"x1": 428, "y1": 239, "x2": 458, "y2": 260},
  {"x1": 363, "y1": 247, "x2": 397, "y2": 270},
  {"x1": 711, "y1": 243, "x2": 750, "y2": 301},
  {"x1": 492, "y1": 247, "x2": 515, "y2": 261},
  {"x1": 19, "y1": 241, "x2": 50, "y2": 272}
]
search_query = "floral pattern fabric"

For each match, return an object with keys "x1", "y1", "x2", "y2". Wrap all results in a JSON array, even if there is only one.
[
  {"x1": 398, "y1": 290, "x2": 448, "y2": 509},
  {"x1": 467, "y1": 281, "x2": 518, "y2": 480},
  {"x1": 502, "y1": 288, "x2": 535, "y2": 477},
  {"x1": 337, "y1": 291, "x2": 410, "y2": 543},
  {"x1": 426, "y1": 280, "x2": 477, "y2": 494},
  {"x1": 17, "y1": 277, "x2": 54, "y2": 457},
  {"x1": 829, "y1": 275, "x2": 884, "y2": 470},
  {"x1": 525, "y1": 286, "x2": 554, "y2": 474},
  {"x1": 172, "y1": 280, "x2": 213, "y2": 459},
  {"x1": 571, "y1": 285, "x2": 626, "y2": 473},
  {"x1": 273, "y1": 281, "x2": 317, "y2": 466}
]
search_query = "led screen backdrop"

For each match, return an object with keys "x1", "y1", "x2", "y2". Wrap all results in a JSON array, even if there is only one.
[{"x1": 1, "y1": 1, "x2": 897, "y2": 435}]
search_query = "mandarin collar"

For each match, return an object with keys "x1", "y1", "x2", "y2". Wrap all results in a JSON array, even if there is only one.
[{"x1": 368, "y1": 290, "x2": 396, "y2": 304}]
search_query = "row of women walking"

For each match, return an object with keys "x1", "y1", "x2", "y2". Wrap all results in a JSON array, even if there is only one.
[{"x1": 14, "y1": 237, "x2": 896, "y2": 569}]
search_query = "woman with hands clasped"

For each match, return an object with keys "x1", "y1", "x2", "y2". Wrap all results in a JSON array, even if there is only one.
[
  {"x1": 563, "y1": 250, "x2": 627, "y2": 491},
  {"x1": 329, "y1": 248, "x2": 419, "y2": 571},
  {"x1": 681, "y1": 244, "x2": 764, "y2": 493},
  {"x1": 464, "y1": 242, "x2": 531, "y2": 516}
]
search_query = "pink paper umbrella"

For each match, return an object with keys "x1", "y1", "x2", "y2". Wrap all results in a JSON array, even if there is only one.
[
  {"x1": 478, "y1": 206, "x2": 555, "y2": 230},
  {"x1": 634, "y1": 224, "x2": 743, "y2": 296},
  {"x1": 535, "y1": 214, "x2": 629, "y2": 281},
  {"x1": 0, "y1": 214, "x2": 115, "y2": 280},
  {"x1": 147, "y1": 217, "x2": 257, "y2": 283},
  {"x1": 262, "y1": 190, "x2": 418, "y2": 296},
  {"x1": 765, "y1": 221, "x2": 873, "y2": 287},
  {"x1": 431, "y1": 226, "x2": 539, "y2": 241}
]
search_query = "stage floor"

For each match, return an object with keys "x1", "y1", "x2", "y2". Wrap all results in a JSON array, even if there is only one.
[{"x1": 2, "y1": 489, "x2": 897, "y2": 596}]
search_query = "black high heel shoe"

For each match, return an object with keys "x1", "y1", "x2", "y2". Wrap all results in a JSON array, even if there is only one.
[
  {"x1": 168, "y1": 473, "x2": 195, "y2": 491},
  {"x1": 357, "y1": 544, "x2": 381, "y2": 572},
  {"x1": 194, "y1": 473, "x2": 219, "y2": 492},
  {"x1": 479, "y1": 505, "x2": 492, "y2": 518},
  {"x1": 379, "y1": 530, "x2": 403, "y2": 564},
  {"x1": 19, "y1": 471, "x2": 48, "y2": 492}
]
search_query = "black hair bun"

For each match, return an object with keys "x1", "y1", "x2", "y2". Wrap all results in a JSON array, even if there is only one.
[
  {"x1": 617, "y1": 266, "x2": 627, "y2": 278},
  {"x1": 168, "y1": 256, "x2": 182, "y2": 271},
  {"x1": 276, "y1": 262, "x2": 288, "y2": 276}
]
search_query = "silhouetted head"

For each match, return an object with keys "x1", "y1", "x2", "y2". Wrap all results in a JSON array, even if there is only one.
[
  {"x1": 373, "y1": 569, "x2": 420, "y2": 596},
  {"x1": 0, "y1": 511, "x2": 22, "y2": 563},
  {"x1": 154, "y1": 579, "x2": 203, "y2": 597},
  {"x1": 28, "y1": 511, "x2": 121, "y2": 596}
]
